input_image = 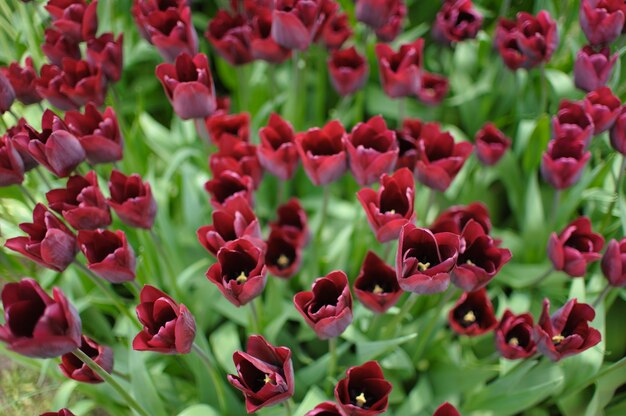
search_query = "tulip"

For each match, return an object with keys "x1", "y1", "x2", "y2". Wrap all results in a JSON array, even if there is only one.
[
  {"x1": 0, "y1": 278, "x2": 81, "y2": 358},
  {"x1": 354, "y1": 251, "x2": 403, "y2": 314},
  {"x1": 265, "y1": 229, "x2": 302, "y2": 279},
  {"x1": 258, "y1": 113, "x2": 299, "y2": 180},
  {"x1": 433, "y1": 402, "x2": 461, "y2": 416},
  {"x1": 355, "y1": 0, "x2": 400, "y2": 30},
  {"x1": 430, "y1": 202, "x2": 492, "y2": 236},
  {"x1": 205, "y1": 112, "x2": 251, "y2": 145},
  {"x1": 0, "y1": 135, "x2": 24, "y2": 187},
  {"x1": 249, "y1": 9, "x2": 291, "y2": 63},
  {"x1": 5, "y1": 203, "x2": 77, "y2": 271},
  {"x1": 59, "y1": 335, "x2": 114, "y2": 383},
  {"x1": 295, "y1": 120, "x2": 348, "y2": 185},
  {"x1": 210, "y1": 137, "x2": 263, "y2": 189},
  {"x1": 417, "y1": 72, "x2": 449, "y2": 106},
  {"x1": 357, "y1": 168, "x2": 415, "y2": 243},
  {"x1": 206, "y1": 10, "x2": 253, "y2": 66},
  {"x1": 328, "y1": 47, "x2": 369, "y2": 96},
  {"x1": 318, "y1": 11, "x2": 352, "y2": 50},
  {"x1": 583, "y1": 87, "x2": 621, "y2": 134},
  {"x1": 574, "y1": 46, "x2": 617, "y2": 92},
  {"x1": 228, "y1": 335, "x2": 295, "y2": 413},
  {"x1": 36, "y1": 63, "x2": 76, "y2": 110},
  {"x1": 304, "y1": 402, "x2": 342, "y2": 416},
  {"x1": 272, "y1": 0, "x2": 322, "y2": 51},
  {"x1": 432, "y1": 0, "x2": 483, "y2": 44},
  {"x1": 108, "y1": 170, "x2": 157, "y2": 229},
  {"x1": 0, "y1": 72, "x2": 15, "y2": 114},
  {"x1": 133, "y1": 285, "x2": 196, "y2": 354},
  {"x1": 87, "y1": 33, "x2": 124, "y2": 82},
  {"x1": 474, "y1": 123, "x2": 511, "y2": 166},
  {"x1": 547, "y1": 216, "x2": 604, "y2": 277},
  {"x1": 345, "y1": 115, "x2": 398, "y2": 186},
  {"x1": 610, "y1": 106, "x2": 626, "y2": 154},
  {"x1": 449, "y1": 288, "x2": 498, "y2": 336},
  {"x1": 65, "y1": 103, "x2": 124, "y2": 164},
  {"x1": 78, "y1": 229, "x2": 136, "y2": 283},
  {"x1": 579, "y1": 0, "x2": 625, "y2": 46},
  {"x1": 0, "y1": 57, "x2": 42, "y2": 105},
  {"x1": 396, "y1": 224, "x2": 460, "y2": 294},
  {"x1": 41, "y1": 29, "x2": 82, "y2": 67},
  {"x1": 601, "y1": 238, "x2": 626, "y2": 287},
  {"x1": 334, "y1": 361, "x2": 392, "y2": 416},
  {"x1": 204, "y1": 170, "x2": 255, "y2": 209},
  {"x1": 45, "y1": 0, "x2": 98, "y2": 42},
  {"x1": 535, "y1": 298, "x2": 601, "y2": 361},
  {"x1": 541, "y1": 137, "x2": 591, "y2": 190},
  {"x1": 374, "y1": 1, "x2": 406, "y2": 43},
  {"x1": 41, "y1": 409, "x2": 76, "y2": 416},
  {"x1": 62, "y1": 58, "x2": 107, "y2": 108},
  {"x1": 46, "y1": 171, "x2": 112, "y2": 230},
  {"x1": 270, "y1": 198, "x2": 310, "y2": 247},
  {"x1": 293, "y1": 270, "x2": 353, "y2": 339},
  {"x1": 394, "y1": 118, "x2": 421, "y2": 171},
  {"x1": 375, "y1": 39, "x2": 423, "y2": 98},
  {"x1": 552, "y1": 100, "x2": 595, "y2": 146},
  {"x1": 495, "y1": 310, "x2": 536, "y2": 360},
  {"x1": 4, "y1": 118, "x2": 38, "y2": 171}
]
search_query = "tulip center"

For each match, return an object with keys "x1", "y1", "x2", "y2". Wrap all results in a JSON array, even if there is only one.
[
  {"x1": 417, "y1": 261, "x2": 430, "y2": 271},
  {"x1": 355, "y1": 392, "x2": 367, "y2": 408},
  {"x1": 373, "y1": 284, "x2": 384, "y2": 294},
  {"x1": 277, "y1": 254, "x2": 290, "y2": 268},
  {"x1": 508, "y1": 337, "x2": 519, "y2": 346},
  {"x1": 466, "y1": 259, "x2": 475, "y2": 266},
  {"x1": 463, "y1": 310, "x2": 476, "y2": 323},
  {"x1": 552, "y1": 334, "x2": 565, "y2": 345},
  {"x1": 387, "y1": 209, "x2": 396, "y2": 215},
  {"x1": 263, "y1": 374, "x2": 273, "y2": 384},
  {"x1": 236, "y1": 272, "x2": 248, "y2": 284}
]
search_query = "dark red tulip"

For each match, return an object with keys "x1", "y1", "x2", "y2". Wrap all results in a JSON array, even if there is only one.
[
  {"x1": 1, "y1": 57, "x2": 42, "y2": 105},
  {"x1": 206, "y1": 238, "x2": 268, "y2": 307},
  {"x1": 396, "y1": 224, "x2": 460, "y2": 294},
  {"x1": 59, "y1": 335, "x2": 113, "y2": 383},
  {"x1": 45, "y1": 0, "x2": 98, "y2": 42},
  {"x1": 46, "y1": 171, "x2": 112, "y2": 230},
  {"x1": 41, "y1": 29, "x2": 81, "y2": 67},
  {"x1": 541, "y1": 138, "x2": 591, "y2": 190},
  {"x1": 495, "y1": 310, "x2": 536, "y2": 360},
  {"x1": 345, "y1": 115, "x2": 398, "y2": 186},
  {"x1": 610, "y1": 106, "x2": 626, "y2": 154},
  {"x1": 78, "y1": 229, "x2": 136, "y2": 283},
  {"x1": 205, "y1": 112, "x2": 250, "y2": 145},
  {"x1": 355, "y1": 0, "x2": 400, "y2": 30},
  {"x1": 304, "y1": 401, "x2": 342, "y2": 416},
  {"x1": 433, "y1": 402, "x2": 461, "y2": 416},
  {"x1": 583, "y1": 87, "x2": 621, "y2": 134},
  {"x1": 250, "y1": 9, "x2": 291, "y2": 63},
  {"x1": 601, "y1": 238, "x2": 626, "y2": 287},
  {"x1": 328, "y1": 46, "x2": 368, "y2": 97},
  {"x1": 0, "y1": 135, "x2": 24, "y2": 187},
  {"x1": 394, "y1": 118, "x2": 421, "y2": 171},
  {"x1": 204, "y1": 170, "x2": 255, "y2": 209},
  {"x1": 228, "y1": 335, "x2": 295, "y2": 414},
  {"x1": 354, "y1": 251, "x2": 403, "y2": 314},
  {"x1": 206, "y1": 10, "x2": 253, "y2": 66},
  {"x1": 295, "y1": 120, "x2": 348, "y2": 185},
  {"x1": 415, "y1": 122, "x2": 473, "y2": 192},
  {"x1": 449, "y1": 288, "x2": 497, "y2": 336},
  {"x1": 580, "y1": 0, "x2": 625, "y2": 46},
  {"x1": 36, "y1": 63, "x2": 76, "y2": 110},
  {"x1": 38, "y1": 59, "x2": 106, "y2": 110},
  {"x1": 133, "y1": 285, "x2": 196, "y2": 354},
  {"x1": 271, "y1": 0, "x2": 322, "y2": 51},
  {"x1": 108, "y1": 170, "x2": 157, "y2": 229},
  {"x1": 547, "y1": 216, "x2": 604, "y2": 277},
  {"x1": 294, "y1": 270, "x2": 353, "y2": 339},
  {"x1": 574, "y1": 46, "x2": 617, "y2": 92},
  {"x1": 417, "y1": 72, "x2": 448, "y2": 106},
  {"x1": 5, "y1": 203, "x2": 77, "y2": 272},
  {"x1": 210, "y1": 137, "x2": 263, "y2": 189},
  {"x1": 0, "y1": 278, "x2": 81, "y2": 358},
  {"x1": 87, "y1": 33, "x2": 124, "y2": 82},
  {"x1": 197, "y1": 195, "x2": 262, "y2": 257},
  {"x1": 552, "y1": 100, "x2": 595, "y2": 146},
  {"x1": 41, "y1": 409, "x2": 76, "y2": 416},
  {"x1": 4, "y1": 118, "x2": 38, "y2": 171},
  {"x1": 474, "y1": 123, "x2": 511, "y2": 166},
  {"x1": 65, "y1": 103, "x2": 124, "y2": 164},
  {"x1": 270, "y1": 198, "x2": 310, "y2": 247},
  {"x1": 356, "y1": 168, "x2": 415, "y2": 243},
  {"x1": 451, "y1": 220, "x2": 512, "y2": 292},
  {"x1": 374, "y1": 1, "x2": 406, "y2": 43},
  {"x1": 535, "y1": 298, "x2": 601, "y2": 361},
  {"x1": 258, "y1": 113, "x2": 299, "y2": 180},
  {"x1": 432, "y1": 0, "x2": 483, "y2": 44},
  {"x1": 375, "y1": 39, "x2": 423, "y2": 98},
  {"x1": 429, "y1": 202, "x2": 492, "y2": 235},
  {"x1": 0, "y1": 71, "x2": 16, "y2": 113},
  {"x1": 319, "y1": 11, "x2": 352, "y2": 50},
  {"x1": 334, "y1": 361, "x2": 392, "y2": 416},
  {"x1": 265, "y1": 229, "x2": 302, "y2": 279}
]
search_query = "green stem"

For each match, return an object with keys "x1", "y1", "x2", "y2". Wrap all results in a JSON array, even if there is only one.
[
  {"x1": 283, "y1": 399, "x2": 294, "y2": 416},
  {"x1": 383, "y1": 293, "x2": 417, "y2": 338},
  {"x1": 328, "y1": 337, "x2": 337, "y2": 383},
  {"x1": 398, "y1": 98, "x2": 405, "y2": 127},
  {"x1": 0, "y1": 116, "x2": 8, "y2": 130},
  {"x1": 422, "y1": 188, "x2": 437, "y2": 225},
  {"x1": 315, "y1": 186, "x2": 331, "y2": 244},
  {"x1": 539, "y1": 65, "x2": 548, "y2": 115},
  {"x1": 550, "y1": 189, "x2": 561, "y2": 229},
  {"x1": 35, "y1": 167, "x2": 53, "y2": 189},
  {"x1": 530, "y1": 266, "x2": 553, "y2": 288},
  {"x1": 72, "y1": 348, "x2": 149, "y2": 416},
  {"x1": 236, "y1": 65, "x2": 248, "y2": 112},
  {"x1": 18, "y1": 185, "x2": 37, "y2": 206},
  {"x1": 383, "y1": 242, "x2": 393, "y2": 264},
  {"x1": 412, "y1": 288, "x2": 457, "y2": 362},
  {"x1": 592, "y1": 284, "x2": 612, "y2": 309},
  {"x1": 249, "y1": 300, "x2": 260, "y2": 333},
  {"x1": 600, "y1": 155, "x2": 626, "y2": 233},
  {"x1": 149, "y1": 229, "x2": 182, "y2": 300},
  {"x1": 191, "y1": 343, "x2": 227, "y2": 415}
]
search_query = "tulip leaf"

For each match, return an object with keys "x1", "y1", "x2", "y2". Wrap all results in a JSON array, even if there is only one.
[
  {"x1": 128, "y1": 349, "x2": 168, "y2": 416},
  {"x1": 355, "y1": 333, "x2": 417, "y2": 363},
  {"x1": 521, "y1": 114, "x2": 550, "y2": 174},
  {"x1": 176, "y1": 404, "x2": 220, "y2": 416},
  {"x1": 293, "y1": 386, "x2": 328, "y2": 416},
  {"x1": 295, "y1": 342, "x2": 351, "y2": 390},
  {"x1": 209, "y1": 322, "x2": 242, "y2": 374}
]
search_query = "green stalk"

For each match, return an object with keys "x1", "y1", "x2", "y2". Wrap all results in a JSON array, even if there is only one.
[
  {"x1": 283, "y1": 399, "x2": 294, "y2": 416},
  {"x1": 315, "y1": 186, "x2": 331, "y2": 245},
  {"x1": 412, "y1": 288, "x2": 457, "y2": 362},
  {"x1": 149, "y1": 229, "x2": 183, "y2": 301},
  {"x1": 530, "y1": 266, "x2": 553, "y2": 288},
  {"x1": 191, "y1": 343, "x2": 227, "y2": 415},
  {"x1": 327, "y1": 337, "x2": 338, "y2": 385},
  {"x1": 383, "y1": 293, "x2": 417, "y2": 338},
  {"x1": 18, "y1": 185, "x2": 37, "y2": 207},
  {"x1": 249, "y1": 300, "x2": 260, "y2": 333},
  {"x1": 236, "y1": 65, "x2": 249, "y2": 112},
  {"x1": 600, "y1": 155, "x2": 626, "y2": 233},
  {"x1": 539, "y1": 65, "x2": 548, "y2": 115},
  {"x1": 592, "y1": 284, "x2": 612, "y2": 309}
]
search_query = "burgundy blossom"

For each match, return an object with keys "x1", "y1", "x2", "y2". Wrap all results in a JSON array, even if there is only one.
[
  {"x1": 265, "y1": 228, "x2": 302, "y2": 279},
  {"x1": 574, "y1": 46, "x2": 617, "y2": 92},
  {"x1": 552, "y1": 100, "x2": 595, "y2": 146},
  {"x1": 610, "y1": 106, "x2": 626, "y2": 154},
  {"x1": 65, "y1": 103, "x2": 124, "y2": 164},
  {"x1": 579, "y1": 0, "x2": 625, "y2": 46},
  {"x1": 449, "y1": 288, "x2": 497, "y2": 336},
  {"x1": 295, "y1": 120, "x2": 348, "y2": 185},
  {"x1": 205, "y1": 112, "x2": 250, "y2": 145},
  {"x1": 433, "y1": 402, "x2": 461, "y2": 416},
  {"x1": 270, "y1": 198, "x2": 310, "y2": 247},
  {"x1": 0, "y1": 135, "x2": 24, "y2": 187},
  {"x1": 1, "y1": 57, "x2": 42, "y2": 105},
  {"x1": 41, "y1": 409, "x2": 76, "y2": 416},
  {"x1": 355, "y1": 0, "x2": 400, "y2": 30},
  {"x1": 210, "y1": 137, "x2": 263, "y2": 189},
  {"x1": 4, "y1": 119, "x2": 38, "y2": 171},
  {"x1": 354, "y1": 251, "x2": 403, "y2": 314},
  {"x1": 271, "y1": 0, "x2": 322, "y2": 51},
  {"x1": 45, "y1": 0, "x2": 98, "y2": 42},
  {"x1": 601, "y1": 238, "x2": 626, "y2": 287},
  {"x1": 0, "y1": 72, "x2": 15, "y2": 114},
  {"x1": 60, "y1": 335, "x2": 114, "y2": 383},
  {"x1": 541, "y1": 137, "x2": 591, "y2": 190},
  {"x1": 108, "y1": 170, "x2": 157, "y2": 229},
  {"x1": 495, "y1": 310, "x2": 536, "y2": 360},
  {"x1": 41, "y1": 28, "x2": 81, "y2": 67},
  {"x1": 328, "y1": 46, "x2": 369, "y2": 97},
  {"x1": 547, "y1": 216, "x2": 604, "y2": 277},
  {"x1": 334, "y1": 361, "x2": 392, "y2": 416},
  {"x1": 394, "y1": 118, "x2": 421, "y2": 171},
  {"x1": 417, "y1": 72, "x2": 449, "y2": 106},
  {"x1": 206, "y1": 10, "x2": 253, "y2": 66},
  {"x1": 87, "y1": 33, "x2": 124, "y2": 82},
  {"x1": 78, "y1": 229, "x2": 136, "y2": 283},
  {"x1": 250, "y1": 9, "x2": 291, "y2": 63},
  {"x1": 432, "y1": 0, "x2": 483, "y2": 44},
  {"x1": 375, "y1": 39, "x2": 423, "y2": 98},
  {"x1": 258, "y1": 113, "x2": 299, "y2": 180},
  {"x1": 474, "y1": 123, "x2": 511, "y2": 166},
  {"x1": 583, "y1": 87, "x2": 621, "y2": 134},
  {"x1": 204, "y1": 170, "x2": 255, "y2": 209},
  {"x1": 374, "y1": 1, "x2": 406, "y2": 43},
  {"x1": 429, "y1": 202, "x2": 492, "y2": 235},
  {"x1": 319, "y1": 11, "x2": 352, "y2": 50},
  {"x1": 36, "y1": 63, "x2": 76, "y2": 110},
  {"x1": 304, "y1": 402, "x2": 342, "y2": 416}
]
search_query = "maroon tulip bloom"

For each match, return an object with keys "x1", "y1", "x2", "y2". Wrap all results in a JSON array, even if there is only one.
[
  {"x1": 45, "y1": 0, "x2": 98, "y2": 42},
  {"x1": 78, "y1": 229, "x2": 136, "y2": 283},
  {"x1": 228, "y1": 335, "x2": 295, "y2": 414},
  {"x1": 41, "y1": 29, "x2": 81, "y2": 67},
  {"x1": 294, "y1": 270, "x2": 353, "y2": 339},
  {"x1": 375, "y1": 39, "x2": 423, "y2": 98},
  {"x1": 304, "y1": 402, "x2": 342, "y2": 416},
  {"x1": 345, "y1": 115, "x2": 398, "y2": 186},
  {"x1": 574, "y1": 46, "x2": 617, "y2": 92},
  {"x1": 206, "y1": 11, "x2": 253, "y2": 66},
  {"x1": 0, "y1": 135, "x2": 24, "y2": 187},
  {"x1": 601, "y1": 238, "x2": 626, "y2": 287},
  {"x1": 65, "y1": 103, "x2": 124, "y2": 164},
  {"x1": 265, "y1": 229, "x2": 302, "y2": 279},
  {"x1": 205, "y1": 112, "x2": 250, "y2": 145},
  {"x1": 210, "y1": 137, "x2": 263, "y2": 189},
  {"x1": 5, "y1": 119, "x2": 38, "y2": 171},
  {"x1": 355, "y1": 0, "x2": 400, "y2": 30},
  {"x1": 41, "y1": 409, "x2": 76, "y2": 416},
  {"x1": 258, "y1": 113, "x2": 299, "y2": 180},
  {"x1": 374, "y1": 1, "x2": 406, "y2": 43},
  {"x1": 610, "y1": 107, "x2": 626, "y2": 154},
  {"x1": 328, "y1": 47, "x2": 368, "y2": 96},
  {"x1": 580, "y1": 0, "x2": 625, "y2": 46},
  {"x1": 394, "y1": 118, "x2": 421, "y2": 171},
  {"x1": 552, "y1": 100, "x2": 595, "y2": 146},
  {"x1": 474, "y1": 123, "x2": 511, "y2": 166},
  {"x1": 108, "y1": 170, "x2": 157, "y2": 229},
  {"x1": 415, "y1": 123, "x2": 473, "y2": 192},
  {"x1": 449, "y1": 288, "x2": 497, "y2": 336},
  {"x1": 495, "y1": 310, "x2": 536, "y2": 360},
  {"x1": 250, "y1": 9, "x2": 291, "y2": 63},
  {"x1": 432, "y1": 0, "x2": 483, "y2": 44},
  {"x1": 334, "y1": 361, "x2": 392, "y2": 416},
  {"x1": 63, "y1": 58, "x2": 106, "y2": 108},
  {"x1": 319, "y1": 11, "x2": 352, "y2": 50},
  {"x1": 584, "y1": 87, "x2": 621, "y2": 134},
  {"x1": 433, "y1": 402, "x2": 461, "y2": 416},
  {"x1": 417, "y1": 72, "x2": 449, "y2": 106},
  {"x1": 541, "y1": 138, "x2": 591, "y2": 190},
  {"x1": 271, "y1": 0, "x2": 322, "y2": 51},
  {"x1": 535, "y1": 298, "x2": 601, "y2": 361},
  {"x1": 270, "y1": 198, "x2": 310, "y2": 246},
  {"x1": 547, "y1": 216, "x2": 604, "y2": 277},
  {"x1": 204, "y1": 170, "x2": 255, "y2": 209},
  {"x1": 0, "y1": 278, "x2": 81, "y2": 358},
  {"x1": 59, "y1": 335, "x2": 114, "y2": 383},
  {"x1": 354, "y1": 251, "x2": 402, "y2": 314},
  {"x1": 296, "y1": 120, "x2": 348, "y2": 185},
  {"x1": 430, "y1": 202, "x2": 492, "y2": 235},
  {"x1": 133, "y1": 285, "x2": 196, "y2": 354},
  {"x1": 356, "y1": 168, "x2": 415, "y2": 243},
  {"x1": 1, "y1": 58, "x2": 41, "y2": 105},
  {"x1": 46, "y1": 171, "x2": 111, "y2": 230},
  {"x1": 206, "y1": 238, "x2": 267, "y2": 307},
  {"x1": 5, "y1": 204, "x2": 77, "y2": 272},
  {"x1": 197, "y1": 195, "x2": 262, "y2": 257},
  {"x1": 451, "y1": 220, "x2": 512, "y2": 292},
  {"x1": 396, "y1": 224, "x2": 460, "y2": 294},
  {"x1": 36, "y1": 63, "x2": 75, "y2": 110},
  {"x1": 87, "y1": 33, "x2": 124, "y2": 82}
]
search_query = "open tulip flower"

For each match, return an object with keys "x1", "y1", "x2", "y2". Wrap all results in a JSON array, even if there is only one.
[
  {"x1": 334, "y1": 361, "x2": 392, "y2": 416},
  {"x1": 354, "y1": 251, "x2": 403, "y2": 313},
  {"x1": 449, "y1": 288, "x2": 498, "y2": 336},
  {"x1": 59, "y1": 335, "x2": 114, "y2": 384},
  {"x1": 547, "y1": 216, "x2": 604, "y2": 277}
]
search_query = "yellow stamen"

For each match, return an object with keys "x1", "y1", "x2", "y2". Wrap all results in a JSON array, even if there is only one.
[
  {"x1": 417, "y1": 261, "x2": 430, "y2": 271},
  {"x1": 508, "y1": 337, "x2": 519, "y2": 346},
  {"x1": 372, "y1": 284, "x2": 384, "y2": 294},
  {"x1": 236, "y1": 272, "x2": 248, "y2": 284},
  {"x1": 552, "y1": 334, "x2": 565, "y2": 345},
  {"x1": 277, "y1": 254, "x2": 290, "y2": 267},
  {"x1": 387, "y1": 209, "x2": 396, "y2": 215},
  {"x1": 355, "y1": 392, "x2": 367, "y2": 408},
  {"x1": 466, "y1": 259, "x2": 475, "y2": 266},
  {"x1": 263, "y1": 374, "x2": 272, "y2": 384},
  {"x1": 463, "y1": 310, "x2": 476, "y2": 323}
]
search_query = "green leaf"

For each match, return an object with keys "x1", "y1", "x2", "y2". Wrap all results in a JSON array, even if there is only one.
[
  {"x1": 293, "y1": 386, "x2": 328, "y2": 416},
  {"x1": 128, "y1": 350, "x2": 168, "y2": 416},
  {"x1": 176, "y1": 404, "x2": 220, "y2": 416},
  {"x1": 521, "y1": 114, "x2": 550, "y2": 173},
  {"x1": 354, "y1": 333, "x2": 417, "y2": 363},
  {"x1": 209, "y1": 322, "x2": 242, "y2": 373}
]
